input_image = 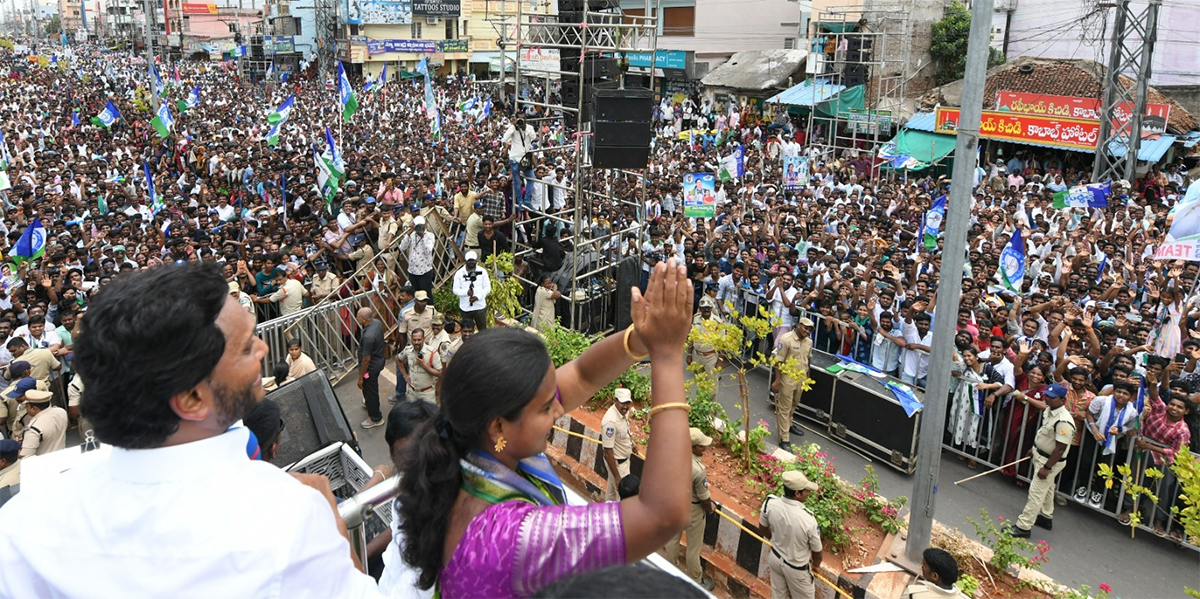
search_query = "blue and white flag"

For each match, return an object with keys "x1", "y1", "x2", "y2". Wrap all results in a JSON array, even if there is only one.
[
  {"x1": 92, "y1": 100, "x2": 121, "y2": 128},
  {"x1": 324, "y1": 127, "x2": 345, "y2": 179},
  {"x1": 11, "y1": 218, "x2": 46, "y2": 265},
  {"x1": 1095, "y1": 252, "x2": 1107, "y2": 285},
  {"x1": 999, "y1": 227, "x2": 1026, "y2": 293},
  {"x1": 1155, "y1": 177, "x2": 1200, "y2": 260},
  {"x1": 922, "y1": 194, "x2": 947, "y2": 249},
  {"x1": 717, "y1": 144, "x2": 745, "y2": 182},
  {"x1": 178, "y1": 86, "x2": 200, "y2": 113},
  {"x1": 0, "y1": 130, "x2": 12, "y2": 169},
  {"x1": 148, "y1": 63, "x2": 165, "y2": 97},
  {"x1": 268, "y1": 95, "x2": 294, "y2": 125},
  {"x1": 71, "y1": 112, "x2": 79, "y2": 127},
  {"x1": 415, "y1": 56, "x2": 429, "y2": 76},
  {"x1": 337, "y1": 62, "x2": 358, "y2": 122},
  {"x1": 477, "y1": 97, "x2": 492, "y2": 123},
  {"x1": 144, "y1": 162, "x2": 159, "y2": 207},
  {"x1": 265, "y1": 61, "x2": 274, "y2": 80},
  {"x1": 1052, "y1": 182, "x2": 1111, "y2": 209}
]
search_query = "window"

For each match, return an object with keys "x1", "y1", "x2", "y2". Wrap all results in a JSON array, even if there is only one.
[
  {"x1": 784, "y1": 38, "x2": 795, "y2": 49},
  {"x1": 462, "y1": 19, "x2": 468, "y2": 37},
  {"x1": 445, "y1": 18, "x2": 455, "y2": 39},
  {"x1": 294, "y1": 16, "x2": 301, "y2": 35},
  {"x1": 411, "y1": 22, "x2": 422, "y2": 38},
  {"x1": 662, "y1": 6, "x2": 694, "y2": 37}
]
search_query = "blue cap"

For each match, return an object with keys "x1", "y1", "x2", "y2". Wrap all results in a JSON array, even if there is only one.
[
  {"x1": 0, "y1": 438, "x2": 19, "y2": 454},
  {"x1": 473, "y1": 201, "x2": 483, "y2": 209},
  {"x1": 1043, "y1": 384, "x2": 1068, "y2": 398},
  {"x1": 7, "y1": 377, "x2": 37, "y2": 398},
  {"x1": 410, "y1": 203, "x2": 420, "y2": 211}
]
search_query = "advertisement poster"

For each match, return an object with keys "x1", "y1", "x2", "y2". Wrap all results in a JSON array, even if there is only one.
[
  {"x1": 413, "y1": 0, "x2": 460, "y2": 16},
  {"x1": 683, "y1": 173, "x2": 716, "y2": 219},
  {"x1": 782, "y1": 155, "x2": 807, "y2": 191},
  {"x1": 345, "y1": 0, "x2": 412, "y2": 25}
]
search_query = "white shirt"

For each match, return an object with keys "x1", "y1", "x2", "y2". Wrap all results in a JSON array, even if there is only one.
[
  {"x1": 0, "y1": 428, "x2": 382, "y2": 598},
  {"x1": 502, "y1": 123, "x2": 536, "y2": 162},
  {"x1": 451, "y1": 265, "x2": 492, "y2": 312},
  {"x1": 378, "y1": 500, "x2": 434, "y2": 599}
]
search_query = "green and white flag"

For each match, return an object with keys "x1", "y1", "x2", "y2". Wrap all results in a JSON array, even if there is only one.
[
  {"x1": 336, "y1": 63, "x2": 358, "y2": 123},
  {"x1": 265, "y1": 122, "x2": 281, "y2": 147},
  {"x1": 177, "y1": 86, "x2": 200, "y2": 113},
  {"x1": 313, "y1": 143, "x2": 340, "y2": 209},
  {"x1": 149, "y1": 64, "x2": 166, "y2": 98},
  {"x1": 150, "y1": 103, "x2": 175, "y2": 138},
  {"x1": 267, "y1": 95, "x2": 295, "y2": 125}
]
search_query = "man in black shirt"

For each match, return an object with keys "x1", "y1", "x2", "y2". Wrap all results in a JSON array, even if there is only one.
[
  {"x1": 477, "y1": 216, "x2": 510, "y2": 262},
  {"x1": 356, "y1": 307, "x2": 386, "y2": 428}
]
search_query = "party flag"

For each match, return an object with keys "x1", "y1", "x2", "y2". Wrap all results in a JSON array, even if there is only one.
[
  {"x1": 922, "y1": 194, "x2": 946, "y2": 249},
  {"x1": 999, "y1": 227, "x2": 1026, "y2": 293},
  {"x1": 150, "y1": 103, "x2": 174, "y2": 138},
  {"x1": 11, "y1": 218, "x2": 46, "y2": 265},
  {"x1": 267, "y1": 95, "x2": 294, "y2": 125},
  {"x1": 91, "y1": 100, "x2": 121, "y2": 128},
  {"x1": 1052, "y1": 182, "x2": 1111, "y2": 209},
  {"x1": 337, "y1": 63, "x2": 358, "y2": 122}
]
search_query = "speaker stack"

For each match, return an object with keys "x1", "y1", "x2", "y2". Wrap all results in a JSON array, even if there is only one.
[{"x1": 592, "y1": 88, "x2": 653, "y2": 169}]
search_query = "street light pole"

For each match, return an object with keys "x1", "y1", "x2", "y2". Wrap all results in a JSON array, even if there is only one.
[{"x1": 904, "y1": 0, "x2": 993, "y2": 564}]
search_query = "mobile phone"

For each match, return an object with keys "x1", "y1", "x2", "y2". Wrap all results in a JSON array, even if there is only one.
[{"x1": 1176, "y1": 353, "x2": 1187, "y2": 364}]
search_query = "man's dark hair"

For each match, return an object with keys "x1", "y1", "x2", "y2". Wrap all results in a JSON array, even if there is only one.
[
  {"x1": 922, "y1": 547, "x2": 959, "y2": 585},
  {"x1": 27, "y1": 315, "x2": 45, "y2": 326},
  {"x1": 5, "y1": 337, "x2": 26, "y2": 351},
  {"x1": 76, "y1": 263, "x2": 230, "y2": 449},
  {"x1": 618, "y1": 473, "x2": 641, "y2": 499},
  {"x1": 531, "y1": 565, "x2": 706, "y2": 598},
  {"x1": 244, "y1": 398, "x2": 283, "y2": 460}
]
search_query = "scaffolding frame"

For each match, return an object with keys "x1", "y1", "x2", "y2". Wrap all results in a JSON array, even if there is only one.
[
  {"x1": 1091, "y1": 0, "x2": 1161, "y2": 184},
  {"x1": 484, "y1": 0, "x2": 660, "y2": 334},
  {"x1": 802, "y1": 4, "x2": 911, "y2": 182}
]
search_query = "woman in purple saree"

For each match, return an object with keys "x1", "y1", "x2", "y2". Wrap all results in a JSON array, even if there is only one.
[{"x1": 396, "y1": 261, "x2": 696, "y2": 598}]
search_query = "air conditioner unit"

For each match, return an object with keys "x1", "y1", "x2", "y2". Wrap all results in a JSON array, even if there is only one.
[{"x1": 426, "y1": 16, "x2": 440, "y2": 24}]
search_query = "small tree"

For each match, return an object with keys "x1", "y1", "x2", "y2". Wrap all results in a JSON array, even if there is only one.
[
  {"x1": 930, "y1": 2, "x2": 1006, "y2": 86},
  {"x1": 44, "y1": 16, "x2": 61, "y2": 35},
  {"x1": 688, "y1": 303, "x2": 813, "y2": 470}
]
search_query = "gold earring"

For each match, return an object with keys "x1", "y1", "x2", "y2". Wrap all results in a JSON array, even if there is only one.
[{"x1": 494, "y1": 435, "x2": 507, "y2": 453}]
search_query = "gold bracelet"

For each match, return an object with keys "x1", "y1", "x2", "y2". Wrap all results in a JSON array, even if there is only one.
[
  {"x1": 648, "y1": 402, "x2": 691, "y2": 417},
  {"x1": 623, "y1": 324, "x2": 650, "y2": 361}
]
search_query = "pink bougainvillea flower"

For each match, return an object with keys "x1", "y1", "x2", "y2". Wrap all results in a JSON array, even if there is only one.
[{"x1": 1099, "y1": 583, "x2": 1112, "y2": 593}]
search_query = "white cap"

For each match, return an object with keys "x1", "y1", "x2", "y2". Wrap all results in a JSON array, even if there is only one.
[
  {"x1": 413, "y1": 215, "x2": 426, "y2": 226},
  {"x1": 614, "y1": 388, "x2": 632, "y2": 403},
  {"x1": 465, "y1": 250, "x2": 478, "y2": 261}
]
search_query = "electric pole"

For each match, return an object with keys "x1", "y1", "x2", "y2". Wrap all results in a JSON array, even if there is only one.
[
  {"x1": 904, "y1": 0, "x2": 993, "y2": 564},
  {"x1": 143, "y1": 0, "x2": 159, "y2": 110}
]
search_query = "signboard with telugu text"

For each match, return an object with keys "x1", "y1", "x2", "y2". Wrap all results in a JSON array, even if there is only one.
[
  {"x1": 995, "y1": 90, "x2": 1171, "y2": 136},
  {"x1": 683, "y1": 173, "x2": 716, "y2": 218},
  {"x1": 934, "y1": 107, "x2": 1101, "y2": 152}
]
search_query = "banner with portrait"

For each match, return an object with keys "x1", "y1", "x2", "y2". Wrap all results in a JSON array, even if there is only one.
[
  {"x1": 683, "y1": 173, "x2": 716, "y2": 219},
  {"x1": 782, "y1": 155, "x2": 807, "y2": 191}
]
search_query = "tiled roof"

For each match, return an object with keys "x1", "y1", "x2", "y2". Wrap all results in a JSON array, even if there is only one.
[{"x1": 918, "y1": 57, "x2": 1196, "y2": 135}]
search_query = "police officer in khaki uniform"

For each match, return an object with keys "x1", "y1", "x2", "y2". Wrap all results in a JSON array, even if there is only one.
[
  {"x1": 397, "y1": 329, "x2": 443, "y2": 404},
  {"x1": 1012, "y1": 384, "x2": 1075, "y2": 537},
  {"x1": 601, "y1": 388, "x2": 634, "y2": 501},
  {"x1": 19, "y1": 390, "x2": 67, "y2": 458},
  {"x1": 398, "y1": 291, "x2": 438, "y2": 347},
  {"x1": 902, "y1": 548, "x2": 968, "y2": 599},
  {"x1": 771, "y1": 317, "x2": 813, "y2": 452},
  {"x1": 688, "y1": 297, "x2": 723, "y2": 380},
  {"x1": 0, "y1": 439, "x2": 20, "y2": 491},
  {"x1": 1, "y1": 376, "x2": 45, "y2": 442},
  {"x1": 428, "y1": 316, "x2": 452, "y2": 364},
  {"x1": 761, "y1": 470, "x2": 823, "y2": 599},
  {"x1": 666, "y1": 427, "x2": 715, "y2": 591}
]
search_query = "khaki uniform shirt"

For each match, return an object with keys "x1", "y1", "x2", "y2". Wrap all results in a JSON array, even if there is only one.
[
  {"x1": 464, "y1": 213, "x2": 484, "y2": 250},
  {"x1": 268, "y1": 278, "x2": 308, "y2": 316},
  {"x1": 67, "y1": 376, "x2": 84, "y2": 408},
  {"x1": 773, "y1": 330, "x2": 812, "y2": 380},
  {"x1": 761, "y1": 495, "x2": 822, "y2": 566},
  {"x1": 600, "y1": 404, "x2": 633, "y2": 460},
  {"x1": 20, "y1": 406, "x2": 68, "y2": 458},
  {"x1": 0, "y1": 461, "x2": 18, "y2": 489},
  {"x1": 428, "y1": 330, "x2": 452, "y2": 364},
  {"x1": 690, "y1": 312, "x2": 722, "y2": 355},
  {"x1": 310, "y1": 272, "x2": 341, "y2": 300},
  {"x1": 1034, "y1": 404, "x2": 1076, "y2": 459},
  {"x1": 400, "y1": 344, "x2": 442, "y2": 392},
  {"x1": 399, "y1": 306, "x2": 437, "y2": 341},
  {"x1": 691, "y1": 454, "x2": 710, "y2": 502},
  {"x1": 445, "y1": 337, "x2": 465, "y2": 364},
  {"x1": 16, "y1": 348, "x2": 60, "y2": 387},
  {"x1": 532, "y1": 286, "x2": 557, "y2": 332}
]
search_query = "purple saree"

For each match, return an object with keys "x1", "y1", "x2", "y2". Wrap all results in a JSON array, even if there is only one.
[{"x1": 439, "y1": 500, "x2": 627, "y2": 598}]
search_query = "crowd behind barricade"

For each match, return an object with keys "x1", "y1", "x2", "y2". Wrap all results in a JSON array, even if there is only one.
[{"x1": 0, "y1": 37, "x2": 1194, "y2": 598}]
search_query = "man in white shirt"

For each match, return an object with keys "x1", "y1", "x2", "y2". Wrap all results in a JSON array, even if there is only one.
[
  {"x1": 452, "y1": 251, "x2": 492, "y2": 332},
  {"x1": 0, "y1": 263, "x2": 380, "y2": 598},
  {"x1": 502, "y1": 116, "x2": 536, "y2": 211}
]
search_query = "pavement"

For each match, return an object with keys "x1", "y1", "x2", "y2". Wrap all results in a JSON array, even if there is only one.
[{"x1": 329, "y1": 365, "x2": 1200, "y2": 599}]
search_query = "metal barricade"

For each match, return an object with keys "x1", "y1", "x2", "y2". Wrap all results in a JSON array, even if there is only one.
[
  {"x1": 939, "y1": 391, "x2": 1197, "y2": 551},
  {"x1": 255, "y1": 291, "x2": 381, "y2": 383}
]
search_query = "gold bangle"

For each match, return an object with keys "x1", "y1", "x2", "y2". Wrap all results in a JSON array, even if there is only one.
[
  {"x1": 648, "y1": 402, "x2": 691, "y2": 417},
  {"x1": 623, "y1": 324, "x2": 650, "y2": 361}
]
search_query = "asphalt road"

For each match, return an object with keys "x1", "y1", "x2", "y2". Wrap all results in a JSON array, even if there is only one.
[{"x1": 331, "y1": 364, "x2": 1199, "y2": 599}]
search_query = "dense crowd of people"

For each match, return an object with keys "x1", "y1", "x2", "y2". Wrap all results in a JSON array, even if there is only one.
[{"x1": 0, "y1": 37, "x2": 1195, "y2": 599}]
